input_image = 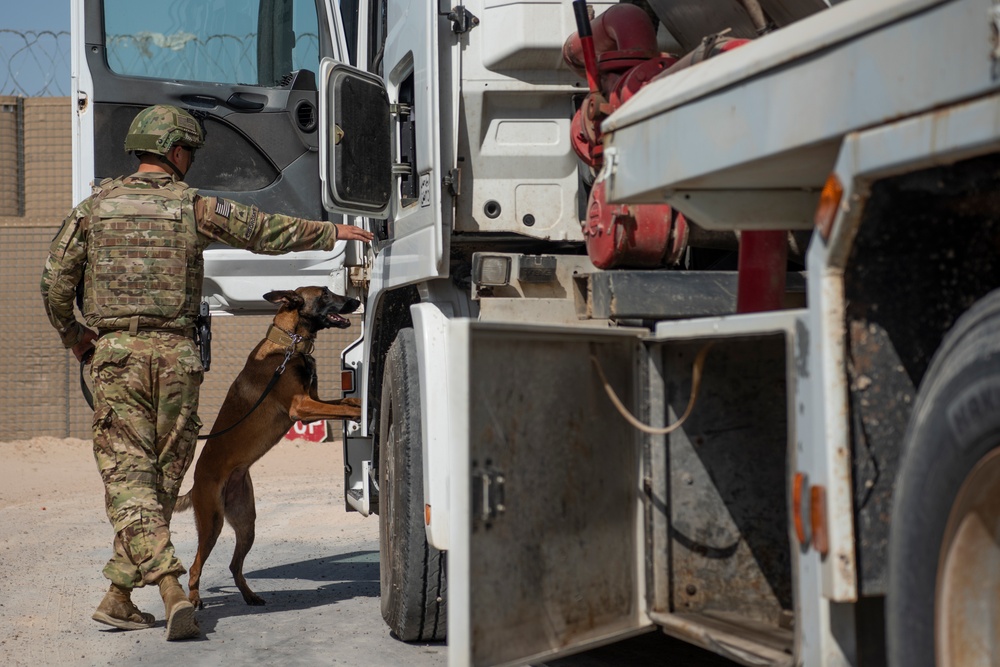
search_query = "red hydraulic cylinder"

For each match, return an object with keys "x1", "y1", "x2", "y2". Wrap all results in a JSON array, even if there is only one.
[
  {"x1": 736, "y1": 231, "x2": 788, "y2": 313},
  {"x1": 571, "y1": 0, "x2": 602, "y2": 93}
]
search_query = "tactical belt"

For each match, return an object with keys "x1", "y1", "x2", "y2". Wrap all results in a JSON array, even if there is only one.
[{"x1": 98, "y1": 326, "x2": 194, "y2": 338}]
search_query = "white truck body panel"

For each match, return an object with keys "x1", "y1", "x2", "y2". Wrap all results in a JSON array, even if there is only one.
[
  {"x1": 70, "y1": 0, "x2": 94, "y2": 207},
  {"x1": 602, "y1": 0, "x2": 1000, "y2": 228}
]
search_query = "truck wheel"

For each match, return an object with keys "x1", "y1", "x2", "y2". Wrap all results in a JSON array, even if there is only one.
[
  {"x1": 887, "y1": 288, "x2": 1000, "y2": 667},
  {"x1": 378, "y1": 328, "x2": 447, "y2": 642}
]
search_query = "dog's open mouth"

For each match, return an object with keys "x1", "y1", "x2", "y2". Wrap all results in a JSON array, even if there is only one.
[{"x1": 325, "y1": 312, "x2": 350, "y2": 327}]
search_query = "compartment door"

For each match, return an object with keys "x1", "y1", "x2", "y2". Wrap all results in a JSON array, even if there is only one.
[
  {"x1": 78, "y1": 0, "x2": 349, "y2": 310},
  {"x1": 448, "y1": 321, "x2": 651, "y2": 667}
]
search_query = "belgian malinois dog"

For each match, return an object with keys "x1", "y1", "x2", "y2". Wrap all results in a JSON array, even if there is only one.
[{"x1": 175, "y1": 286, "x2": 362, "y2": 609}]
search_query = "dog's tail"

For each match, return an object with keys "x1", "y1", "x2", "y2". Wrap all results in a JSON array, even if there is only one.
[{"x1": 174, "y1": 491, "x2": 193, "y2": 513}]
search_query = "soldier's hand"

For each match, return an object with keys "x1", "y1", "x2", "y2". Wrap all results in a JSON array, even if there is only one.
[
  {"x1": 72, "y1": 327, "x2": 99, "y2": 364},
  {"x1": 335, "y1": 224, "x2": 374, "y2": 243}
]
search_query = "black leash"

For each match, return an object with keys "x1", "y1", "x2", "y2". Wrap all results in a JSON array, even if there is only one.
[
  {"x1": 79, "y1": 336, "x2": 301, "y2": 441},
  {"x1": 80, "y1": 357, "x2": 95, "y2": 409},
  {"x1": 197, "y1": 368, "x2": 284, "y2": 440}
]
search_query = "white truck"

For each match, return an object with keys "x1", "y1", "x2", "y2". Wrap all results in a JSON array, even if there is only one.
[{"x1": 73, "y1": 0, "x2": 1000, "y2": 665}]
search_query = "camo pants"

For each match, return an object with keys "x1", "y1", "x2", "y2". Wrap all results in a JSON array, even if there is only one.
[{"x1": 91, "y1": 331, "x2": 203, "y2": 589}]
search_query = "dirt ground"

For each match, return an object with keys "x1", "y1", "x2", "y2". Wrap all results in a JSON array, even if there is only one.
[
  {"x1": 0, "y1": 436, "x2": 736, "y2": 667},
  {"x1": 0, "y1": 435, "x2": 447, "y2": 666}
]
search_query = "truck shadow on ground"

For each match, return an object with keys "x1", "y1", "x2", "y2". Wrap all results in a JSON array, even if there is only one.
[{"x1": 186, "y1": 551, "x2": 380, "y2": 634}]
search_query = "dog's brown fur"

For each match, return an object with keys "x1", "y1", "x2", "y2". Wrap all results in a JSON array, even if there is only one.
[{"x1": 174, "y1": 286, "x2": 362, "y2": 608}]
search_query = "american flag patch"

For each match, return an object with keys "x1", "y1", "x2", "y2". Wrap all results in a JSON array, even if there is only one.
[{"x1": 215, "y1": 199, "x2": 232, "y2": 218}]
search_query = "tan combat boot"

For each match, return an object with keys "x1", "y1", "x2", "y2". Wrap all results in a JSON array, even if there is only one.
[
  {"x1": 158, "y1": 574, "x2": 200, "y2": 640},
  {"x1": 92, "y1": 584, "x2": 155, "y2": 630}
]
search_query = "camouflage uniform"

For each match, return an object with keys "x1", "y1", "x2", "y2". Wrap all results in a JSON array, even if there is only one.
[{"x1": 41, "y1": 169, "x2": 339, "y2": 589}]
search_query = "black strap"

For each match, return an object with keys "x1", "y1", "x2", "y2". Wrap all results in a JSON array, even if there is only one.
[
  {"x1": 197, "y1": 368, "x2": 283, "y2": 440},
  {"x1": 80, "y1": 359, "x2": 94, "y2": 409}
]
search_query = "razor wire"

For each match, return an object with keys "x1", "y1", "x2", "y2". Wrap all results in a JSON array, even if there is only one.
[
  {"x1": 0, "y1": 29, "x2": 319, "y2": 97},
  {"x1": 105, "y1": 32, "x2": 318, "y2": 87},
  {"x1": 0, "y1": 30, "x2": 71, "y2": 97}
]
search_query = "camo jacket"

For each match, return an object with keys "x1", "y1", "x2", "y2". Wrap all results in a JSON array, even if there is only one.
[{"x1": 41, "y1": 171, "x2": 339, "y2": 347}]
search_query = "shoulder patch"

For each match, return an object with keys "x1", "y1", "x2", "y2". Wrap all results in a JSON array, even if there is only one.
[
  {"x1": 244, "y1": 206, "x2": 259, "y2": 240},
  {"x1": 215, "y1": 199, "x2": 232, "y2": 218}
]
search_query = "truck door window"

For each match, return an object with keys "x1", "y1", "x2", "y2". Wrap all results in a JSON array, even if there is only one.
[
  {"x1": 103, "y1": 0, "x2": 320, "y2": 86},
  {"x1": 368, "y1": 0, "x2": 387, "y2": 75},
  {"x1": 339, "y1": 0, "x2": 359, "y2": 66}
]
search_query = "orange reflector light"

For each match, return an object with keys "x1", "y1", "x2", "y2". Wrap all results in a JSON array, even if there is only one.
[
  {"x1": 792, "y1": 473, "x2": 809, "y2": 546},
  {"x1": 425, "y1": 504, "x2": 431, "y2": 526},
  {"x1": 340, "y1": 369, "x2": 355, "y2": 393},
  {"x1": 810, "y1": 485, "x2": 829, "y2": 556},
  {"x1": 814, "y1": 173, "x2": 844, "y2": 241}
]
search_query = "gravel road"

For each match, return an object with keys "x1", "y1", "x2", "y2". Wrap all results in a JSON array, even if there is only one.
[
  {"x1": 0, "y1": 436, "x2": 445, "y2": 667},
  {"x1": 0, "y1": 436, "x2": 735, "y2": 667}
]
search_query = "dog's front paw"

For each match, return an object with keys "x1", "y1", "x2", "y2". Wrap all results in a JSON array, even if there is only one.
[{"x1": 340, "y1": 398, "x2": 362, "y2": 408}]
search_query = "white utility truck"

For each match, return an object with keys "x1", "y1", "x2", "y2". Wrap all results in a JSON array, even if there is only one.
[{"x1": 73, "y1": 0, "x2": 1000, "y2": 665}]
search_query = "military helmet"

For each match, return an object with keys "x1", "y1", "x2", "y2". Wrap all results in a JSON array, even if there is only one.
[{"x1": 124, "y1": 104, "x2": 205, "y2": 156}]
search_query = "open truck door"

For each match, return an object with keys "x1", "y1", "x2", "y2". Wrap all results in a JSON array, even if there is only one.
[
  {"x1": 321, "y1": 0, "x2": 450, "y2": 288},
  {"x1": 74, "y1": 0, "x2": 355, "y2": 310},
  {"x1": 446, "y1": 320, "x2": 652, "y2": 666}
]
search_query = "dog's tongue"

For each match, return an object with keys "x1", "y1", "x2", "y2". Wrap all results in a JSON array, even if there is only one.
[{"x1": 327, "y1": 312, "x2": 347, "y2": 325}]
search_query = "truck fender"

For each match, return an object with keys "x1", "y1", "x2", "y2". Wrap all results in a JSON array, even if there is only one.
[{"x1": 411, "y1": 302, "x2": 454, "y2": 550}]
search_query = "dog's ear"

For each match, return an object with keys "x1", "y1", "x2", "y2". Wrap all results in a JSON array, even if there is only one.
[{"x1": 263, "y1": 290, "x2": 305, "y2": 310}]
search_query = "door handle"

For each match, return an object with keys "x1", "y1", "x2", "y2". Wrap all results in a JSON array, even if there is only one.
[{"x1": 227, "y1": 93, "x2": 266, "y2": 111}]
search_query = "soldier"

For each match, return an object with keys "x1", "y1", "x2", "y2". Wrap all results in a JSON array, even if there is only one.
[{"x1": 40, "y1": 104, "x2": 373, "y2": 640}]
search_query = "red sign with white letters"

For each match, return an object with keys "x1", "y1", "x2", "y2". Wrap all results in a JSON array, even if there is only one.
[{"x1": 285, "y1": 420, "x2": 328, "y2": 442}]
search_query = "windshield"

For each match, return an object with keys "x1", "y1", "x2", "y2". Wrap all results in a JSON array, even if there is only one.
[{"x1": 103, "y1": 0, "x2": 320, "y2": 87}]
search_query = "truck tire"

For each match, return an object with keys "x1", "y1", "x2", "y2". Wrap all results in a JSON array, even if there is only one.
[
  {"x1": 378, "y1": 328, "x2": 447, "y2": 642},
  {"x1": 887, "y1": 288, "x2": 1000, "y2": 667}
]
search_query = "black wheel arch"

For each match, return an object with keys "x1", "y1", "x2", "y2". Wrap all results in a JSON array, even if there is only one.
[
  {"x1": 843, "y1": 152, "x2": 1000, "y2": 597},
  {"x1": 366, "y1": 285, "x2": 420, "y2": 485}
]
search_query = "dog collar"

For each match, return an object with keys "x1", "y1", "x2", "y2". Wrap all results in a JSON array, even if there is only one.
[{"x1": 266, "y1": 324, "x2": 314, "y2": 355}]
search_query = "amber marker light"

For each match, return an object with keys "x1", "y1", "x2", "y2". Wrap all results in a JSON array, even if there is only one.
[
  {"x1": 810, "y1": 485, "x2": 829, "y2": 556},
  {"x1": 341, "y1": 369, "x2": 355, "y2": 393},
  {"x1": 425, "y1": 504, "x2": 432, "y2": 526},
  {"x1": 814, "y1": 173, "x2": 844, "y2": 241}
]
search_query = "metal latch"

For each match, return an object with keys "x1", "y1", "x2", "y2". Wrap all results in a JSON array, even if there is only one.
[
  {"x1": 472, "y1": 467, "x2": 506, "y2": 527},
  {"x1": 447, "y1": 6, "x2": 480, "y2": 34},
  {"x1": 444, "y1": 167, "x2": 461, "y2": 197},
  {"x1": 390, "y1": 103, "x2": 412, "y2": 118}
]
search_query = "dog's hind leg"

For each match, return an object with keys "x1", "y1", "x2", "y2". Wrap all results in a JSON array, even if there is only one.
[
  {"x1": 225, "y1": 468, "x2": 265, "y2": 605},
  {"x1": 187, "y1": 483, "x2": 227, "y2": 609}
]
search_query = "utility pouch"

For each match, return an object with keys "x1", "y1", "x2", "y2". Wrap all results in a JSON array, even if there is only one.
[{"x1": 195, "y1": 301, "x2": 212, "y2": 372}]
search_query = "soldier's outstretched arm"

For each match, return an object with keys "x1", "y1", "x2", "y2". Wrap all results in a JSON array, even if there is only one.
[
  {"x1": 332, "y1": 223, "x2": 374, "y2": 243},
  {"x1": 193, "y1": 195, "x2": 372, "y2": 253}
]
